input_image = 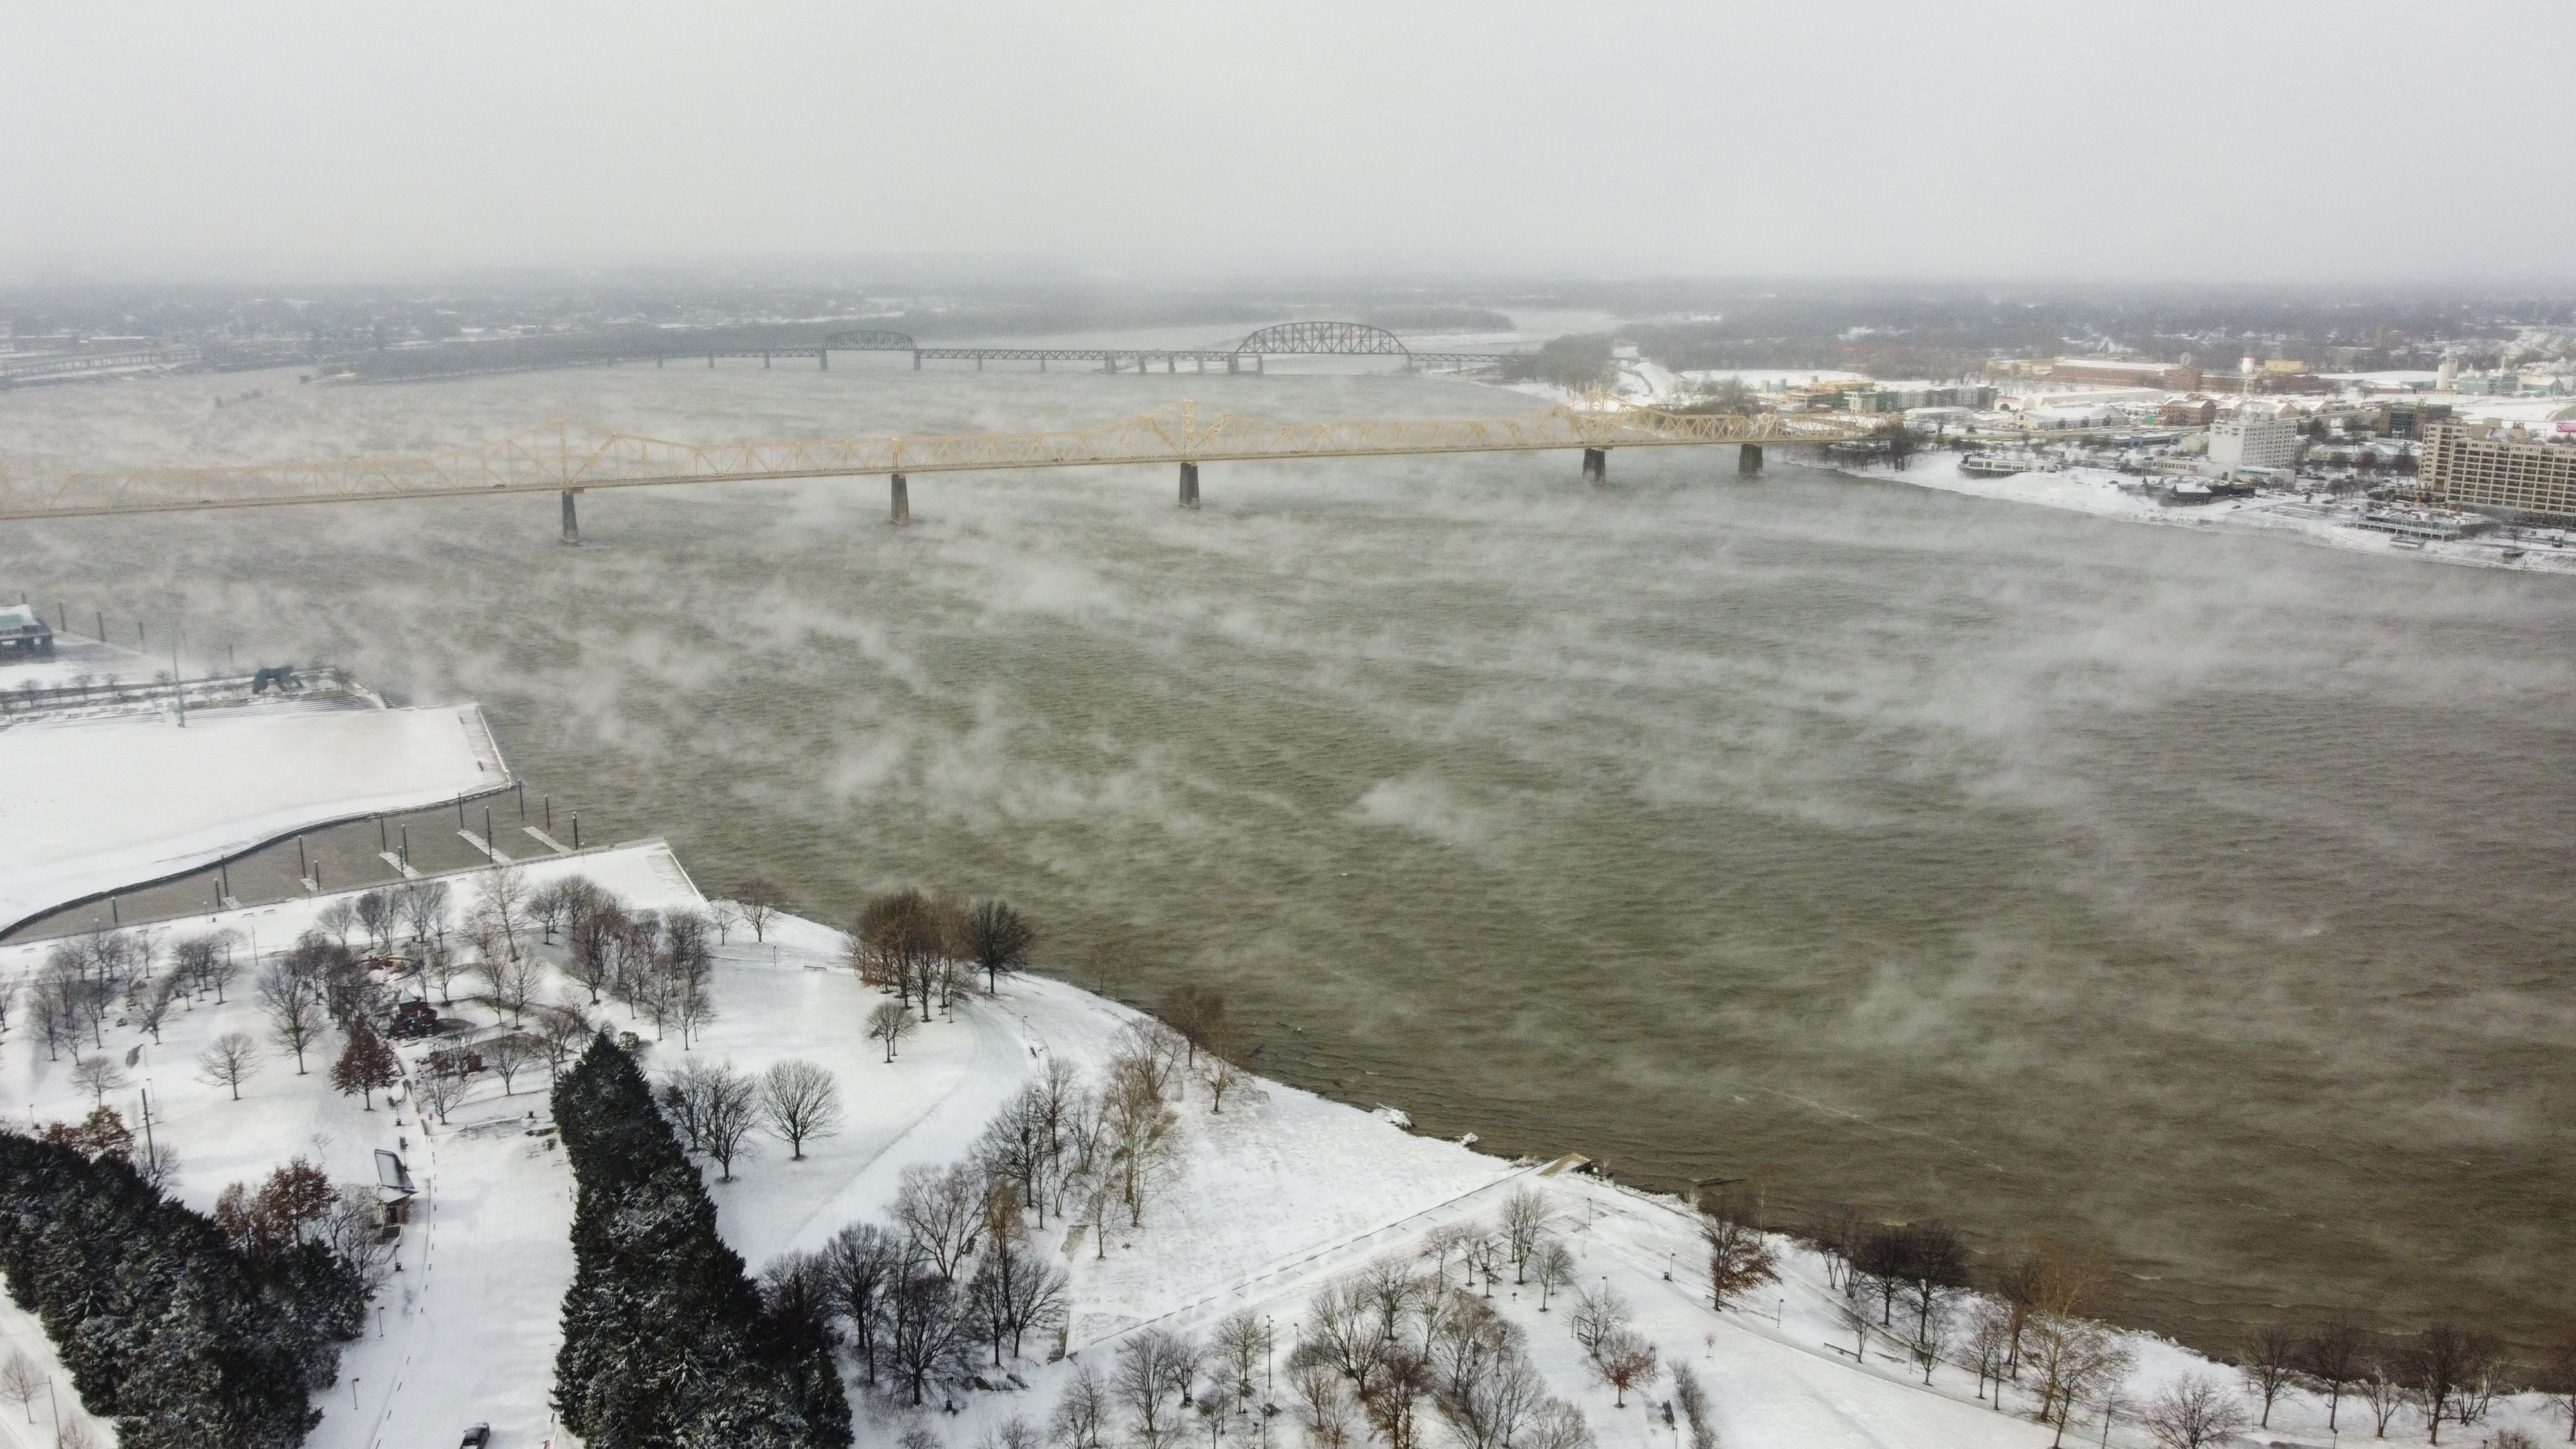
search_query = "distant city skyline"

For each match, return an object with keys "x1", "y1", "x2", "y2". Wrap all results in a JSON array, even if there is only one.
[{"x1": 5, "y1": 1, "x2": 2572, "y2": 285}]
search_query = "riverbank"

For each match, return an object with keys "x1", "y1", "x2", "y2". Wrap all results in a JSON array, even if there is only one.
[{"x1": 1835, "y1": 451, "x2": 2576, "y2": 575}]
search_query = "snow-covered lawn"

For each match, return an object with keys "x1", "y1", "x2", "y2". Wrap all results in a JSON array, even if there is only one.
[{"x1": 0, "y1": 701, "x2": 508, "y2": 931}]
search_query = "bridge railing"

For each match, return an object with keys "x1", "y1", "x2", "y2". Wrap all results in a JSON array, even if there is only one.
[{"x1": 0, "y1": 403, "x2": 1871, "y2": 520}]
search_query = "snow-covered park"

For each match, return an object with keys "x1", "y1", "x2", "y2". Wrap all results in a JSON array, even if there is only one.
[
  {"x1": 0, "y1": 697, "x2": 507, "y2": 932},
  {"x1": 0, "y1": 702, "x2": 2566, "y2": 1449}
]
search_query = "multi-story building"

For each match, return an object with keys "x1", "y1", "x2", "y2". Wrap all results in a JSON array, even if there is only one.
[
  {"x1": 2421, "y1": 421, "x2": 2576, "y2": 522},
  {"x1": 2207, "y1": 417, "x2": 2299, "y2": 472},
  {"x1": 2159, "y1": 397, "x2": 2217, "y2": 427}
]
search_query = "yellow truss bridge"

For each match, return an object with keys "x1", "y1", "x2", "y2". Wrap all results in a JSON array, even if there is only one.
[{"x1": 0, "y1": 401, "x2": 1877, "y2": 527}]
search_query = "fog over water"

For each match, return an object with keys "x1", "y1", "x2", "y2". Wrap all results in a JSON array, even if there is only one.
[{"x1": 5, "y1": 361, "x2": 2572, "y2": 1349}]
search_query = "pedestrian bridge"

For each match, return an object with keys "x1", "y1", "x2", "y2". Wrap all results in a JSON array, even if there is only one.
[{"x1": 0, "y1": 401, "x2": 1877, "y2": 526}]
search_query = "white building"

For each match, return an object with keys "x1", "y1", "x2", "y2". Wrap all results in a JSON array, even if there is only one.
[{"x1": 2208, "y1": 417, "x2": 2298, "y2": 472}]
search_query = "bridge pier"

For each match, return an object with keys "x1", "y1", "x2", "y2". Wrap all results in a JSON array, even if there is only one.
[
  {"x1": 762, "y1": 352, "x2": 771, "y2": 369},
  {"x1": 976, "y1": 357, "x2": 984, "y2": 372},
  {"x1": 912, "y1": 351, "x2": 922, "y2": 371},
  {"x1": 1581, "y1": 448, "x2": 1607, "y2": 487},
  {"x1": 1178, "y1": 462, "x2": 1200, "y2": 509},
  {"x1": 819, "y1": 350, "x2": 828, "y2": 370},
  {"x1": 889, "y1": 473, "x2": 910, "y2": 525},
  {"x1": 560, "y1": 489, "x2": 581, "y2": 545},
  {"x1": 1103, "y1": 355, "x2": 1116, "y2": 374},
  {"x1": 1738, "y1": 444, "x2": 1764, "y2": 475},
  {"x1": 1166, "y1": 356, "x2": 1176, "y2": 374},
  {"x1": 1227, "y1": 355, "x2": 1238, "y2": 375},
  {"x1": 707, "y1": 352, "x2": 715, "y2": 368}
]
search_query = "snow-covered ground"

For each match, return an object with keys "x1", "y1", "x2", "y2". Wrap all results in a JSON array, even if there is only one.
[
  {"x1": 1844, "y1": 453, "x2": 2576, "y2": 576},
  {"x1": 0, "y1": 699, "x2": 507, "y2": 931},
  {"x1": 3, "y1": 714, "x2": 2567, "y2": 1449}
]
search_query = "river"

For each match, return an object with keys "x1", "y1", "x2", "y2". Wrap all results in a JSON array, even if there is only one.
[{"x1": 4, "y1": 353, "x2": 2571, "y2": 1350}]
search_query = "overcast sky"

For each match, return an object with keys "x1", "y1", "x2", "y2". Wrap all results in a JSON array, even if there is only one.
[{"x1": 5, "y1": 2, "x2": 2571, "y2": 286}]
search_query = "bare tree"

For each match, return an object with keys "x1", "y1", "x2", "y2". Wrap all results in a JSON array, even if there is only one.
[
  {"x1": 1294, "y1": 1361, "x2": 1361, "y2": 1449},
  {"x1": 880, "y1": 1262, "x2": 971, "y2": 1407},
  {"x1": 1112, "y1": 1327, "x2": 1202, "y2": 1448},
  {"x1": 2023, "y1": 1312, "x2": 2132, "y2": 1448},
  {"x1": 196, "y1": 1032, "x2": 264, "y2": 1100},
  {"x1": 2143, "y1": 1374, "x2": 2249, "y2": 1449},
  {"x1": 757, "y1": 1059, "x2": 844, "y2": 1160},
  {"x1": 484, "y1": 863, "x2": 531, "y2": 959},
  {"x1": 869, "y1": 999, "x2": 918, "y2": 1061},
  {"x1": 397, "y1": 878, "x2": 451, "y2": 949},
  {"x1": 258, "y1": 963, "x2": 327, "y2": 1074},
  {"x1": 1052, "y1": 1365, "x2": 1112, "y2": 1449},
  {"x1": 533, "y1": 1004, "x2": 594, "y2": 1080},
  {"x1": 1569, "y1": 1283, "x2": 1631, "y2": 1367},
  {"x1": 485, "y1": 1032, "x2": 540, "y2": 1095},
  {"x1": 1532, "y1": 1240, "x2": 1577, "y2": 1311},
  {"x1": 478, "y1": 952, "x2": 539, "y2": 1028},
  {"x1": 964, "y1": 898, "x2": 1037, "y2": 993},
  {"x1": 2359, "y1": 1356, "x2": 2408, "y2": 1438},
  {"x1": 2302, "y1": 1319, "x2": 2365, "y2": 1434},
  {"x1": 735, "y1": 879, "x2": 784, "y2": 942},
  {"x1": 689, "y1": 1061, "x2": 761, "y2": 1181},
  {"x1": 1197, "y1": 1032, "x2": 1258, "y2": 1114},
  {"x1": 1499, "y1": 1188, "x2": 1553, "y2": 1285},
  {"x1": 412, "y1": 1063, "x2": 466, "y2": 1124},
  {"x1": 1156, "y1": 984, "x2": 1227, "y2": 1071},
  {"x1": 1099, "y1": 1057, "x2": 1181, "y2": 1226},
  {"x1": 706, "y1": 899, "x2": 741, "y2": 945},
  {"x1": 70, "y1": 1056, "x2": 129, "y2": 1108},
  {"x1": 316, "y1": 898, "x2": 359, "y2": 951},
  {"x1": 354, "y1": 889, "x2": 397, "y2": 954},
  {"x1": 820, "y1": 1222, "x2": 904, "y2": 1385},
  {"x1": 2541, "y1": 1329, "x2": 2576, "y2": 1445},
  {"x1": 1213, "y1": 1311, "x2": 1267, "y2": 1402},
  {"x1": 893, "y1": 1162, "x2": 984, "y2": 1277},
  {"x1": 2239, "y1": 1322, "x2": 2300, "y2": 1428},
  {"x1": 421, "y1": 942, "x2": 474, "y2": 1006},
  {"x1": 2, "y1": 1349, "x2": 45, "y2": 1425}
]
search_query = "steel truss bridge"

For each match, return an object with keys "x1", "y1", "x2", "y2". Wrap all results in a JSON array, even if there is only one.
[
  {"x1": 0, "y1": 402, "x2": 1871, "y2": 526},
  {"x1": 641, "y1": 320, "x2": 1512, "y2": 375}
]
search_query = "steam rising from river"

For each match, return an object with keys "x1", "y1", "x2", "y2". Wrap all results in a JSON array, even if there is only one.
[{"x1": 6, "y1": 360, "x2": 2573, "y2": 1348}]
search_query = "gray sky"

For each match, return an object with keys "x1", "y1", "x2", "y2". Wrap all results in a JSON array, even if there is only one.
[{"x1": 6, "y1": 1, "x2": 2571, "y2": 285}]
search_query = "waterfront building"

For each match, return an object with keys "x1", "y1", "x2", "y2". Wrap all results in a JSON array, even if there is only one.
[
  {"x1": 2208, "y1": 417, "x2": 2298, "y2": 472},
  {"x1": 2421, "y1": 421, "x2": 2576, "y2": 523}
]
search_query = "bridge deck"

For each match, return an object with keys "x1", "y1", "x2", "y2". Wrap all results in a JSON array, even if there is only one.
[{"x1": 0, "y1": 402, "x2": 1867, "y2": 522}]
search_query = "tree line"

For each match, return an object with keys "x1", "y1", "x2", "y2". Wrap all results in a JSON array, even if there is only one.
[
  {"x1": 1791, "y1": 1200, "x2": 2576, "y2": 1448},
  {"x1": 0, "y1": 1128, "x2": 365, "y2": 1449},
  {"x1": 552, "y1": 1032, "x2": 853, "y2": 1448}
]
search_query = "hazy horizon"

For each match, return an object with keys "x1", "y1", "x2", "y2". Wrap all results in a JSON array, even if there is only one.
[{"x1": 6, "y1": 1, "x2": 2573, "y2": 287}]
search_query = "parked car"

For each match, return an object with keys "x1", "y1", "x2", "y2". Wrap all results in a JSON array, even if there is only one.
[{"x1": 459, "y1": 1425, "x2": 490, "y2": 1448}]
